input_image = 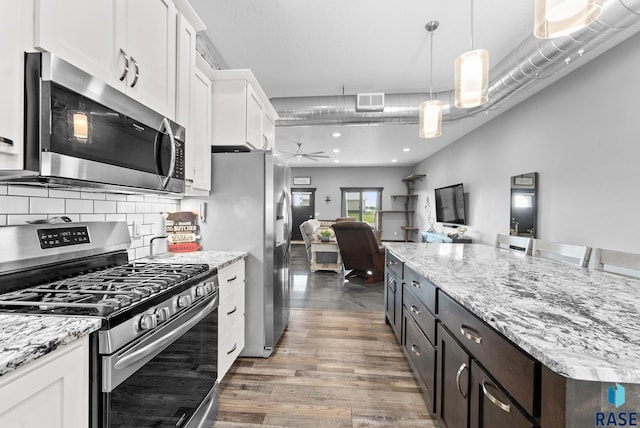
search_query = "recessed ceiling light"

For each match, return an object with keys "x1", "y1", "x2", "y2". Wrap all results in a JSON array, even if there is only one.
[
  {"x1": 391, "y1": 159, "x2": 398, "y2": 163},
  {"x1": 333, "y1": 149, "x2": 340, "y2": 153},
  {"x1": 403, "y1": 148, "x2": 410, "y2": 152},
  {"x1": 334, "y1": 160, "x2": 340, "y2": 163},
  {"x1": 332, "y1": 132, "x2": 341, "y2": 138}
]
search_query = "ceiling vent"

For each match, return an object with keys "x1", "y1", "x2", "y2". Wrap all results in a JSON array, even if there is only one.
[{"x1": 356, "y1": 93, "x2": 385, "y2": 112}]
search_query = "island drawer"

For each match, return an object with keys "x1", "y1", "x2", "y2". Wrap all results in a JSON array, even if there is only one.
[
  {"x1": 438, "y1": 291, "x2": 538, "y2": 417},
  {"x1": 403, "y1": 308, "x2": 436, "y2": 412},
  {"x1": 386, "y1": 251, "x2": 404, "y2": 278},
  {"x1": 404, "y1": 265, "x2": 437, "y2": 315},
  {"x1": 403, "y1": 283, "x2": 436, "y2": 345}
]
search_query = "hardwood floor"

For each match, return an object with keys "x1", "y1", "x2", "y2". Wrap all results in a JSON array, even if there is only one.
[{"x1": 213, "y1": 309, "x2": 438, "y2": 427}]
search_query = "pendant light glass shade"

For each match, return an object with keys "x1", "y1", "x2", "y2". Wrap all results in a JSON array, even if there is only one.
[
  {"x1": 454, "y1": 49, "x2": 489, "y2": 108},
  {"x1": 419, "y1": 20, "x2": 442, "y2": 139},
  {"x1": 419, "y1": 100, "x2": 442, "y2": 138},
  {"x1": 534, "y1": 0, "x2": 603, "y2": 39}
]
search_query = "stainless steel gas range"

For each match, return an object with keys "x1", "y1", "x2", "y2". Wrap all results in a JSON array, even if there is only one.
[{"x1": 0, "y1": 221, "x2": 219, "y2": 428}]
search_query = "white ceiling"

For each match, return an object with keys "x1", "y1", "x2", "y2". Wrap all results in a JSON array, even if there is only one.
[{"x1": 189, "y1": 0, "x2": 636, "y2": 167}]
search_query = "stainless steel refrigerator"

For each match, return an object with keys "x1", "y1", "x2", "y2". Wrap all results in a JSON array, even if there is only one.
[{"x1": 182, "y1": 150, "x2": 291, "y2": 357}]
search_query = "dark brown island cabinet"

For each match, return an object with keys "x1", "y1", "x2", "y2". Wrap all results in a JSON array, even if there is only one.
[{"x1": 384, "y1": 247, "x2": 635, "y2": 428}]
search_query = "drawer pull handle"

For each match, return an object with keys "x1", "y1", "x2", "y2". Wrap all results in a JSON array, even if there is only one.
[
  {"x1": 411, "y1": 344, "x2": 421, "y2": 356},
  {"x1": 456, "y1": 363, "x2": 468, "y2": 399},
  {"x1": 227, "y1": 306, "x2": 237, "y2": 316},
  {"x1": 227, "y1": 275, "x2": 238, "y2": 282},
  {"x1": 460, "y1": 324, "x2": 482, "y2": 344},
  {"x1": 482, "y1": 379, "x2": 511, "y2": 413},
  {"x1": 227, "y1": 343, "x2": 237, "y2": 355},
  {"x1": 410, "y1": 305, "x2": 421, "y2": 315},
  {"x1": 411, "y1": 280, "x2": 421, "y2": 289},
  {"x1": 389, "y1": 260, "x2": 397, "y2": 266}
]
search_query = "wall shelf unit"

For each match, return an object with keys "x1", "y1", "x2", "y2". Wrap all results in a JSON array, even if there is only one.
[{"x1": 375, "y1": 174, "x2": 425, "y2": 242}]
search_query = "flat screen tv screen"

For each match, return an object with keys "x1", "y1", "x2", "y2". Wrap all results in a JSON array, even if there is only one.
[{"x1": 434, "y1": 183, "x2": 467, "y2": 225}]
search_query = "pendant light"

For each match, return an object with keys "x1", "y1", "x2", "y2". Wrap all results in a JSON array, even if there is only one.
[
  {"x1": 419, "y1": 20, "x2": 442, "y2": 139},
  {"x1": 455, "y1": 0, "x2": 489, "y2": 108},
  {"x1": 534, "y1": 0, "x2": 603, "y2": 39}
]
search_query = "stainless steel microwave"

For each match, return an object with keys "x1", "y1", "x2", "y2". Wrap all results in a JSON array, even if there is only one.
[{"x1": 5, "y1": 52, "x2": 185, "y2": 194}]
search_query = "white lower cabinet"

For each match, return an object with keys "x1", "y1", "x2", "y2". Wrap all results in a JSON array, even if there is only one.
[
  {"x1": 217, "y1": 259, "x2": 246, "y2": 381},
  {"x1": 0, "y1": 337, "x2": 89, "y2": 428}
]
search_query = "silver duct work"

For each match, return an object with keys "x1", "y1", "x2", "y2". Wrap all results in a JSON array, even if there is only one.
[{"x1": 272, "y1": 0, "x2": 640, "y2": 127}]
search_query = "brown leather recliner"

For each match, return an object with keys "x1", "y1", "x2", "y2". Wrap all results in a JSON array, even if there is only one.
[{"x1": 332, "y1": 221, "x2": 385, "y2": 284}]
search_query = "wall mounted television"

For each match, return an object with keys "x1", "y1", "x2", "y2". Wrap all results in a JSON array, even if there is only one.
[{"x1": 434, "y1": 183, "x2": 467, "y2": 226}]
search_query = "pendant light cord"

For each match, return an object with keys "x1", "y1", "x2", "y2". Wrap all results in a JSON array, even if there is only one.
[
  {"x1": 470, "y1": 0, "x2": 474, "y2": 50},
  {"x1": 429, "y1": 30, "x2": 434, "y2": 100}
]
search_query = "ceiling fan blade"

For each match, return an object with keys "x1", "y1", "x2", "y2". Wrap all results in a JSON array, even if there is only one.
[
  {"x1": 305, "y1": 151, "x2": 326, "y2": 155},
  {"x1": 302, "y1": 154, "x2": 330, "y2": 159}
]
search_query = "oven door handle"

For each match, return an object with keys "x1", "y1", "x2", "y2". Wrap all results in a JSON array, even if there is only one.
[{"x1": 103, "y1": 294, "x2": 218, "y2": 392}]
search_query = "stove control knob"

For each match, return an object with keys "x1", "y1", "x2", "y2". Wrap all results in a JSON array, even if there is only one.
[
  {"x1": 203, "y1": 282, "x2": 214, "y2": 295},
  {"x1": 177, "y1": 294, "x2": 193, "y2": 308},
  {"x1": 195, "y1": 285, "x2": 206, "y2": 297},
  {"x1": 155, "y1": 307, "x2": 171, "y2": 323},
  {"x1": 139, "y1": 313, "x2": 158, "y2": 331}
]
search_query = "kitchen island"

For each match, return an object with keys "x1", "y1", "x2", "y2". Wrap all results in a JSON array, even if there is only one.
[{"x1": 385, "y1": 242, "x2": 640, "y2": 428}]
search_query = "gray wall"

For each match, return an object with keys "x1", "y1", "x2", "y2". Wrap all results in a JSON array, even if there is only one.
[
  {"x1": 291, "y1": 166, "x2": 413, "y2": 241},
  {"x1": 412, "y1": 31, "x2": 640, "y2": 253}
]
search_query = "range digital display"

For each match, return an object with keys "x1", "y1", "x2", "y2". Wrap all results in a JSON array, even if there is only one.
[{"x1": 37, "y1": 226, "x2": 90, "y2": 249}]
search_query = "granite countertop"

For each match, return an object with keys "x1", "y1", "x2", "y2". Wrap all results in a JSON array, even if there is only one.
[
  {"x1": 0, "y1": 250, "x2": 246, "y2": 379},
  {"x1": 136, "y1": 250, "x2": 247, "y2": 270},
  {"x1": 0, "y1": 315, "x2": 101, "y2": 377},
  {"x1": 385, "y1": 242, "x2": 640, "y2": 384}
]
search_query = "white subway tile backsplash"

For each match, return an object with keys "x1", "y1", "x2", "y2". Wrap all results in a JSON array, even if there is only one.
[
  {"x1": 8, "y1": 185, "x2": 48, "y2": 197},
  {"x1": 80, "y1": 190, "x2": 107, "y2": 200},
  {"x1": 0, "y1": 188, "x2": 186, "y2": 261},
  {"x1": 135, "y1": 202, "x2": 152, "y2": 213},
  {"x1": 30, "y1": 197, "x2": 65, "y2": 214},
  {"x1": 80, "y1": 214, "x2": 107, "y2": 222},
  {"x1": 94, "y1": 200, "x2": 117, "y2": 213},
  {"x1": 0, "y1": 196, "x2": 29, "y2": 214},
  {"x1": 8, "y1": 214, "x2": 44, "y2": 225},
  {"x1": 127, "y1": 213, "x2": 144, "y2": 224},
  {"x1": 66, "y1": 199, "x2": 94, "y2": 213},
  {"x1": 105, "y1": 214, "x2": 127, "y2": 222},
  {"x1": 117, "y1": 201, "x2": 136, "y2": 213},
  {"x1": 106, "y1": 193, "x2": 127, "y2": 201},
  {"x1": 49, "y1": 189, "x2": 80, "y2": 199}
]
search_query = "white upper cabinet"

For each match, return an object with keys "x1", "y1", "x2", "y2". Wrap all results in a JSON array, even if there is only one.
[
  {"x1": 35, "y1": 0, "x2": 177, "y2": 119},
  {"x1": 174, "y1": 5, "x2": 210, "y2": 195},
  {"x1": 211, "y1": 70, "x2": 279, "y2": 151},
  {"x1": 184, "y1": 56, "x2": 213, "y2": 195}
]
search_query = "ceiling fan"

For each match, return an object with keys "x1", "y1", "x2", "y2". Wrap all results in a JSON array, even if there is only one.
[{"x1": 280, "y1": 142, "x2": 330, "y2": 162}]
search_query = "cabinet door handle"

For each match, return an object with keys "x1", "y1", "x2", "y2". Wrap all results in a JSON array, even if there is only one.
[
  {"x1": 388, "y1": 276, "x2": 396, "y2": 292},
  {"x1": 410, "y1": 344, "x2": 421, "y2": 356},
  {"x1": 389, "y1": 260, "x2": 397, "y2": 266},
  {"x1": 410, "y1": 305, "x2": 421, "y2": 315},
  {"x1": 226, "y1": 343, "x2": 237, "y2": 355},
  {"x1": 460, "y1": 324, "x2": 482, "y2": 344},
  {"x1": 482, "y1": 379, "x2": 511, "y2": 413},
  {"x1": 411, "y1": 280, "x2": 421, "y2": 289},
  {"x1": 227, "y1": 275, "x2": 238, "y2": 282},
  {"x1": 129, "y1": 56, "x2": 140, "y2": 88},
  {"x1": 119, "y1": 48, "x2": 130, "y2": 81},
  {"x1": 0, "y1": 136, "x2": 14, "y2": 146},
  {"x1": 227, "y1": 306, "x2": 237, "y2": 316},
  {"x1": 456, "y1": 363, "x2": 468, "y2": 399}
]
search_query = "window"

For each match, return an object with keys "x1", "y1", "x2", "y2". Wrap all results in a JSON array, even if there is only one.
[{"x1": 340, "y1": 188, "x2": 382, "y2": 225}]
